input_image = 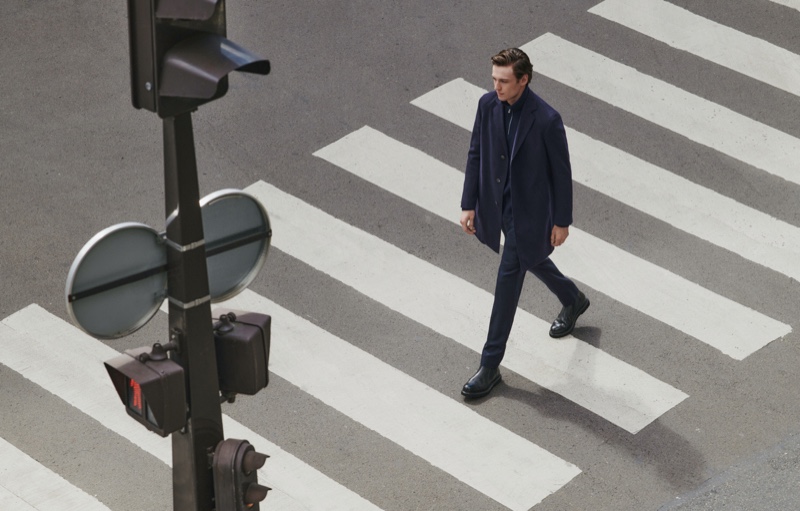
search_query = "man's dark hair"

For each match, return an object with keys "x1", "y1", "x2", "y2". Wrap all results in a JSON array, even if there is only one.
[{"x1": 491, "y1": 48, "x2": 533, "y2": 84}]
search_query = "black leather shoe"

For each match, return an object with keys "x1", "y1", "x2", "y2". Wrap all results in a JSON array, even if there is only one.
[
  {"x1": 549, "y1": 291, "x2": 590, "y2": 338},
  {"x1": 461, "y1": 366, "x2": 501, "y2": 398}
]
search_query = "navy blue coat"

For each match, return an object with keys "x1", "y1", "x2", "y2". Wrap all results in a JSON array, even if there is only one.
[{"x1": 461, "y1": 88, "x2": 574, "y2": 270}]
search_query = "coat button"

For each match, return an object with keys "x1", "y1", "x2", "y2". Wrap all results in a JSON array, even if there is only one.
[
  {"x1": 496, "y1": 178, "x2": 501, "y2": 183},
  {"x1": 500, "y1": 155, "x2": 506, "y2": 160}
]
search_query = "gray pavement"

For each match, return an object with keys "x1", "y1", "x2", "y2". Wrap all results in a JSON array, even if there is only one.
[
  {"x1": 664, "y1": 432, "x2": 800, "y2": 510},
  {"x1": 2, "y1": 1, "x2": 800, "y2": 510}
]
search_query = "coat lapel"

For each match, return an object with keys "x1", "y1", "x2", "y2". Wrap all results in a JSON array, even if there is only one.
[
  {"x1": 490, "y1": 97, "x2": 505, "y2": 161},
  {"x1": 511, "y1": 88, "x2": 538, "y2": 162}
]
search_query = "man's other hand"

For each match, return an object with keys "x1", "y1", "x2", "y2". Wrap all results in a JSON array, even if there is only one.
[
  {"x1": 551, "y1": 225, "x2": 569, "y2": 246},
  {"x1": 461, "y1": 210, "x2": 476, "y2": 234}
]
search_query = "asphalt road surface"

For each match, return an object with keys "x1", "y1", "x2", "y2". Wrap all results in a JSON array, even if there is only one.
[{"x1": 2, "y1": 1, "x2": 800, "y2": 510}]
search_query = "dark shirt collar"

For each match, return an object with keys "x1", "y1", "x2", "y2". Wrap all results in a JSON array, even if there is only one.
[{"x1": 501, "y1": 86, "x2": 529, "y2": 113}]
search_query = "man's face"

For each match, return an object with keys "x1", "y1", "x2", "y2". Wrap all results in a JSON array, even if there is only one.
[{"x1": 492, "y1": 65, "x2": 528, "y2": 105}]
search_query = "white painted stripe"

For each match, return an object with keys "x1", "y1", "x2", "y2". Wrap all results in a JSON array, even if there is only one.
[
  {"x1": 589, "y1": 0, "x2": 800, "y2": 98},
  {"x1": 411, "y1": 77, "x2": 479, "y2": 131},
  {"x1": 217, "y1": 290, "x2": 580, "y2": 511},
  {"x1": 0, "y1": 307, "x2": 381, "y2": 511},
  {"x1": 0, "y1": 313, "x2": 173, "y2": 463},
  {"x1": 248, "y1": 180, "x2": 687, "y2": 433},
  {"x1": 0, "y1": 485, "x2": 35, "y2": 511},
  {"x1": 414, "y1": 79, "x2": 800, "y2": 281},
  {"x1": 768, "y1": 0, "x2": 800, "y2": 11},
  {"x1": 411, "y1": 80, "x2": 793, "y2": 357},
  {"x1": 0, "y1": 435, "x2": 110, "y2": 511},
  {"x1": 570, "y1": 131, "x2": 800, "y2": 281},
  {"x1": 520, "y1": 33, "x2": 800, "y2": 187}
]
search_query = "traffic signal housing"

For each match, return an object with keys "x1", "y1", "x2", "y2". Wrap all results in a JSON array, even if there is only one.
[
  {"x1": 105, "y1": 343, "x2": 187, "y2": 437},
  {"x1": 213, "y1": 310, "x2": 271, "y2": 396},
  {"x1": 127, "y1": 0, "x2": 270, "y2": 118},
  {"x1": 213, "y1": 439, "x2": 270, "y2": 511}
]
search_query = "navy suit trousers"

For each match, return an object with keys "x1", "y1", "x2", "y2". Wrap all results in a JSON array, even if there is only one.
[{"x1": 480, "y1": 205, "x2": 579, "y2": 369}]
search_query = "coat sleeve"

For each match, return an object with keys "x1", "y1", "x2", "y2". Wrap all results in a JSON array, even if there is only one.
[
  {"x1": 461, "y1": 102, "x2": 482, "y2": 210},
  {"x1": 544, "y1": 113, "x2": 573, "y2": 227}
]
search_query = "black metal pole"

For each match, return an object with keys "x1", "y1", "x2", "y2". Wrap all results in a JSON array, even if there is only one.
[{"x1": 163, "y1": 112, "x2": 223, "y2": 511}]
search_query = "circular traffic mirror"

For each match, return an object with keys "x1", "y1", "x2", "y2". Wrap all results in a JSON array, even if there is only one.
[
  {"x1": 65, "y1": 223, "x2": 168, "y2": 339},
  {"x1": 200, "y1": 189, "x2": 271, "y2": 302}
]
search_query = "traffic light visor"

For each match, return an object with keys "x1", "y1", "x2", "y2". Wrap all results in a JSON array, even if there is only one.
[{"x1": 160, "y1": 34, "x2": 270, "y2": 99}]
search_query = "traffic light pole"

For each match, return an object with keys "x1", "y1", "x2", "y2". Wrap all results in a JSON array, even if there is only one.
[{"x1": 163, "y1": 112, "x2": 224, "y2": 511}]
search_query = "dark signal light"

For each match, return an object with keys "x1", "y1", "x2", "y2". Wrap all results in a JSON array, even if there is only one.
[{"x1": 212, "y1": 439, "x2": 270, "y2": 511}]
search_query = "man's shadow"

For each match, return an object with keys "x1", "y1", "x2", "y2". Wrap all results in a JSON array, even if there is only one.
[{"x1": 465, "y1": 326, "x2": 706, "y2": 494}]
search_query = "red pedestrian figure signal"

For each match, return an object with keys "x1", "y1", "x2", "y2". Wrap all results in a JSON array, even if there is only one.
[{"x1": 128, "y1": 379, "x2": 143, "y2": 415}]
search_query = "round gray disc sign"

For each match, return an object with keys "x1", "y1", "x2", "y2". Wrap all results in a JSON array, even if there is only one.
[
  {"x1": 200, "y1": 189, "x2": 271, "y2": 302},
  {"x1": 65, "y1": 222, "x2": 168, "y2": 339}
]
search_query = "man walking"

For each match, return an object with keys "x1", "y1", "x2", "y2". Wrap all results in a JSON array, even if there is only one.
[{"x1": 460, "y1": 48, "x2": 589, "y2": 399}]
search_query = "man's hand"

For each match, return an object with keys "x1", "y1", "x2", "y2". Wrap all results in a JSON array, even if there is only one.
[
  {"x1": 460, "y1": 210, "x2": 476, "y2": 235},
  {"x1": 551, "y1": 225, "x2": 569, "y2": 247}
]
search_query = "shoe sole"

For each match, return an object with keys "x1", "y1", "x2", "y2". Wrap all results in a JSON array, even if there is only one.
[
  {"x1": 461, "y1": 375, "x2": 501, "y2": 399},
  {"x1": 549, "y1": 298, "x2": 590, "y2": 339}
]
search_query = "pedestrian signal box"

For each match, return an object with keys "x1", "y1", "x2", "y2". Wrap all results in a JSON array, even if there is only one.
[
  {"x1": 105, "y1": 344, "x2": 187, "y2": 437},
  {"x1": 213, "y1": 311, "x2": 271, "y2": 396}
]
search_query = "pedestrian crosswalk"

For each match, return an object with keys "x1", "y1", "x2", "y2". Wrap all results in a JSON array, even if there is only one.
[
  {"x1": 246, "y1": 180, "x2": 689, "y2": 434},
  {"x1": 1, "y1": 305, "x2": 382, "y2": 511},
  {"x1": 411, "y1": 78, "x2": 800, "y2": 283},
  {"x1": 0, "y1": 435, "x2": 110, "y2": 511},
  {"x1": 313, "y1": 125, "x2": 791, "y2": 359},
  {"x1": 3, "y1": 2, "x2": 800, "y2": 510},
  {"x1": 523, "y1": 33, "x2": 800, "y2": 187},
  {"x1": 218, "y1": 290, "x2": 581, "y2": 511},
  {"x1": 590, "y1": 0, "x2": 800, "y2": 97}
]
